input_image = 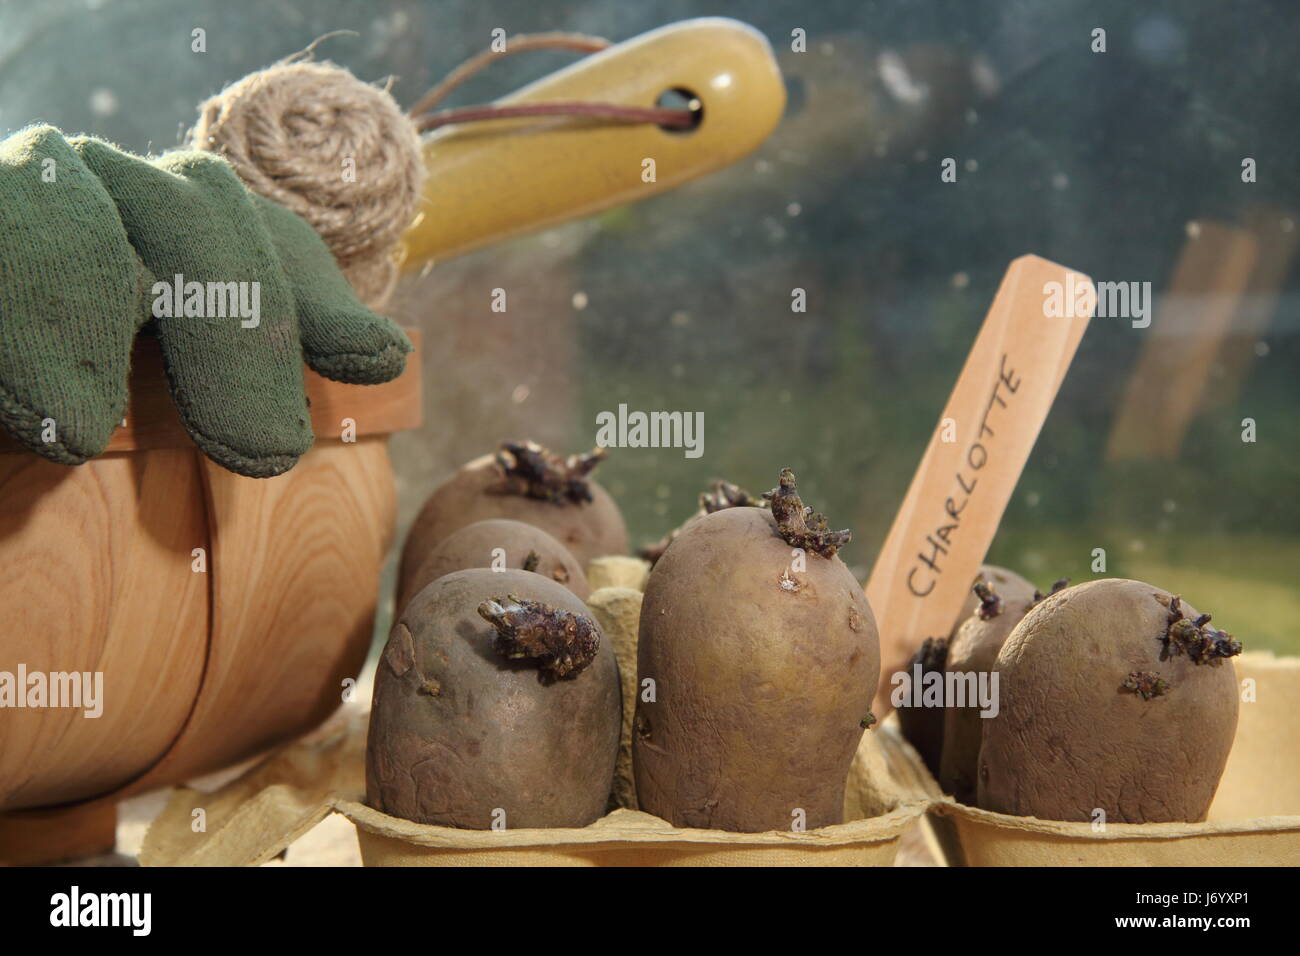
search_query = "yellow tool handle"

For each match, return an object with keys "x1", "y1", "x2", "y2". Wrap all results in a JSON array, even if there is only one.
[{"x1": 400, "y1": 17, "x2": 785, "y2": 268}]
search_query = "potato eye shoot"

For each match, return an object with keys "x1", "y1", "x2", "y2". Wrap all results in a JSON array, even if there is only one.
[
  {"x1": 1160, "y1": 596, "x2": 1243, "y2": 666},
  {"x1": 1122, "y1": 671, "x2": 1170, "y2": 701},
  {"x1": 973, "y1": 580, "x2": 1003, "y2": 619},
  {"x1": 478, "y1": 594, "x2": 601, "y2": 683},
  {"x1": 494, "y1": 441, "x2": 606, "y2": 504},
  {"x1": 762, "y1": 467, "x2": 851, "y2": 558}
]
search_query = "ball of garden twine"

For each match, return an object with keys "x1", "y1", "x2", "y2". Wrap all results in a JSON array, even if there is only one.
[{"x1": 191, "y1": 58, "x2": 424, "y2": 309}]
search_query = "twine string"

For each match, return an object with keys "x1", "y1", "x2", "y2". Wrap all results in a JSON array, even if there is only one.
[
  {"x1": 408, "y1": 32, "x2": 611, "y2": 115},
  {"x1": 408, "y1": 32, "x2": 698, "y2": 133}
]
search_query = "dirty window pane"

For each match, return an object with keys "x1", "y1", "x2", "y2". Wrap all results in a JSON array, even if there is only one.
[{"x1": 2, "y1": 0, "x2": 1296, "y2": 653}]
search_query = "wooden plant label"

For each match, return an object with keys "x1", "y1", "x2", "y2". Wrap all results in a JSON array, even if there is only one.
[{"x1": 868, "y1": 255, "x2": 1094, "y2": 716}]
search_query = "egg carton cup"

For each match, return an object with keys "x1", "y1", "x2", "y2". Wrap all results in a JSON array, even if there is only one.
[
  {"x1": 338, "y1": 799, "x2": 923, "y2": 867},
  {"x1": 138, "y1": 706, "x2": 927, "y2": 867},
  {"x1": 339, "y1": 681, "x2": 928, "y2": 866},
  {"x1": 928, "y1": 800, "x2": 1300, "y2": 867}
]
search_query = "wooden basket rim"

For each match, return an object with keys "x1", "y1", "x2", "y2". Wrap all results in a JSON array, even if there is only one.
[{"x1": 0, "y1": 329, "x2": 422, "y2": 455}]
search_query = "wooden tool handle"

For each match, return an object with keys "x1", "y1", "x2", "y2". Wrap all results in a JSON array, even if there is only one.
[{"x1": 399, "y1": 17, "x2": 785, "y2": 267}]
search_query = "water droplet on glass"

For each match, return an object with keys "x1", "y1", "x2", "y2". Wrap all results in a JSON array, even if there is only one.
[{"x1": 89, "y1": 88, "x2": 118, "y2": 116}]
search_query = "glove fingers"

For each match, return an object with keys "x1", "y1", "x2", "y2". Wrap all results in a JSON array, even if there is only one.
[
  {"x1": 254, "y1": 195, "x2": 411, "y2": 385},
  {"x1": 151, "y1": 310, "x2": 311, "y2": 478},
  {"x1": 0, "y1": 126, "x2": 142, "y2": 463},
  {"x1": 73, "y1": 140, "x2": 312, "y2": 477}
]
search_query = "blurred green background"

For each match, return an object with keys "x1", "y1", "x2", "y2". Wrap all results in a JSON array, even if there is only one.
[{"x1": 3, "y1": 0, "x2": 1296, "y2": 652}]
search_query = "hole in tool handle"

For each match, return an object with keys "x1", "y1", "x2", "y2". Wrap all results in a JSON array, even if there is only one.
[{"x1": 655, "y1": 87, "x2": 704, "y2": 132}]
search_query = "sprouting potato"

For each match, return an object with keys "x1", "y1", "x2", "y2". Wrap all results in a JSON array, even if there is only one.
[
  {"x1": 977, "y1": 578, "x2": 1242, "y2": 823},
  {"x1": 938, "y1": 571, "x2": 1060, "y2": 804},
  {"x1": 896, "y1": 564, "x2": 1032, "y2": 778},
  {"x1": 367, "y1": 568, "x2": 620, "y2": 829},
  {"x1": 399, "y1": 441, "x2": 628, "y2": 601},
  {"x1": 397, "y1": 518, "x2": 590, "y2": 613},
  {"x1": 633, "y1": 469, "x2": 878, "y2": 832},
  {"x1": 894, "y1": 636, "x2": 949, "y2": 778}
]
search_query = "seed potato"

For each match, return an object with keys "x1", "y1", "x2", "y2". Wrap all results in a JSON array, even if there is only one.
[
  {"x1": 937, "y1": 568, "x2": 1040, "y2": 804},
  {"x1": 400, "y1": 445, "x2": 627, "y2": 600},
  {"x1": 397, "y1": 518, "x2": 590, "y2": 613},
  {"x1": 367, "y1": 568, "x2": 621, "y2": 829},
  {"x1": 977, "y1": 578, "x2": 1241, "y2": 823},
  {"x1": 634, "y1": 471, "x2": 878, "y2": 832},
  {"x1": 896, "y1": 564, "x2": 1030, "y2": 778}
]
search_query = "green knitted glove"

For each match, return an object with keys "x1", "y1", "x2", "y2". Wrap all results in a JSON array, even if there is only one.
[
  {"x1": 0, "y1": 126, "x2": 146, "y2": 464},
  {"x1": 0, "y1": 125, "x2": 411, "y2": 477},
  {"x1": 251, "y1": 193, "x2": 411, "y2": 386}
]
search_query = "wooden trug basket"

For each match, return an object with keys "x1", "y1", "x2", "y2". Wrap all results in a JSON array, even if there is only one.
[{"x1": 0, "y1": 332, "x2": 421, "y2": 863}]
